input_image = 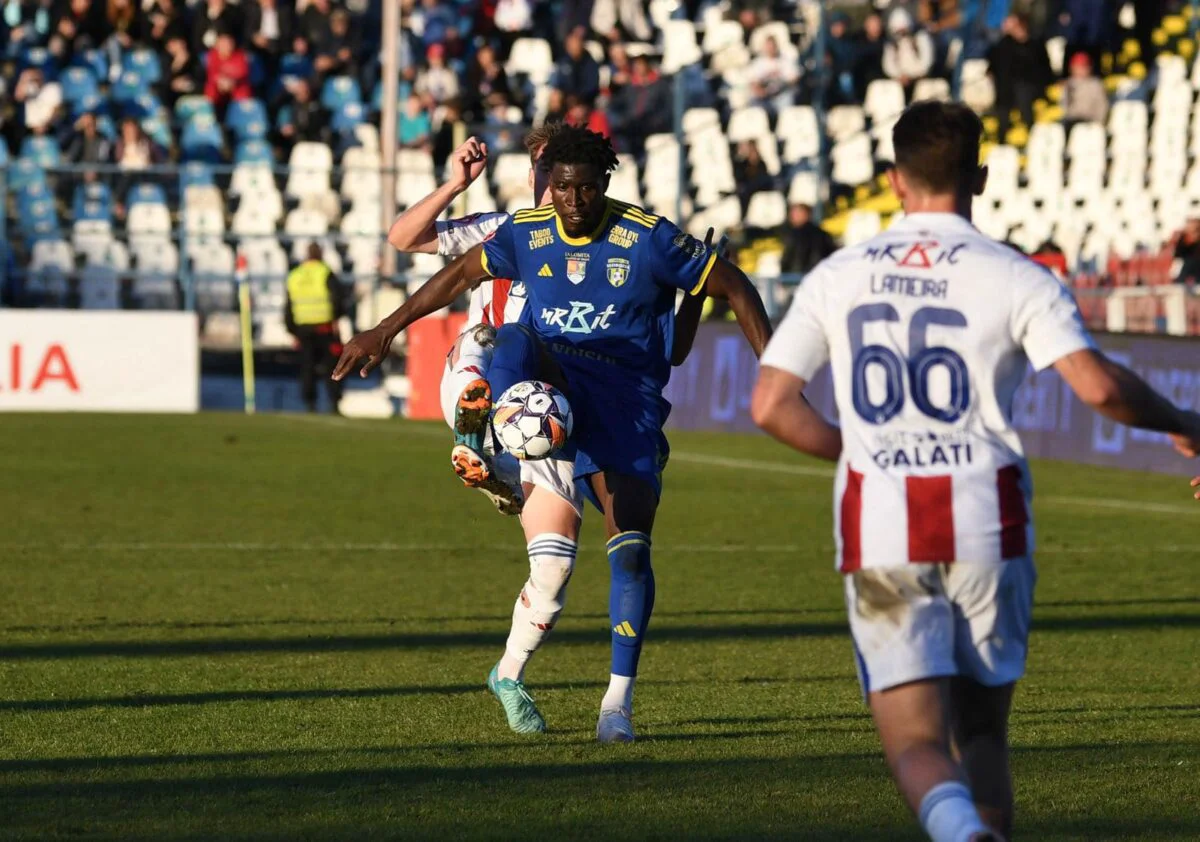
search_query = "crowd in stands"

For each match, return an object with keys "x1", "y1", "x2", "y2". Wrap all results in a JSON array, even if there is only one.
[{"x1": 1, "y1": 0, "x2": 1197, "y2": 328}]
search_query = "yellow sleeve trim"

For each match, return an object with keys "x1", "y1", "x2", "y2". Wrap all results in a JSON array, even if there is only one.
[
  {"x1": 689, "y1": 251, "x2": 718, "y2": 296},
  {"x1": 480, "y1": 248, "x2": 494, "y2": 277}
]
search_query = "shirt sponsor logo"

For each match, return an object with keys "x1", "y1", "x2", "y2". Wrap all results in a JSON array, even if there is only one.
[
  {"x1": 607, "y1": 257, "x2": 630, "y2": 288},
  {"x1": 565, "y1": 252, "x2": 590, "y2": 285},
  {"x1": 608, "y1": 225, "x2": 640, "y2": 248},
  {"x1": 528, "y1": 227, "x2": 554, "y2": 250},
  {"x1": 541, "y1": 301, "x2": 617, "y2": 334},
  {"x1": 864, "y1": 241, "x2": 967, "y2": 267}
]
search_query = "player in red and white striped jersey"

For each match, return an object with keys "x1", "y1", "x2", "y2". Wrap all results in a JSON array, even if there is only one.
[{"x1": 752, "y1": 102, "x2": 1200, "y2": 842}]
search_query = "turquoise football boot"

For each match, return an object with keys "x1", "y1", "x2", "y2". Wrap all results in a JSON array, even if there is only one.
[{"x1": 487, "y1": 662, "x2": 547, "y2": 734}]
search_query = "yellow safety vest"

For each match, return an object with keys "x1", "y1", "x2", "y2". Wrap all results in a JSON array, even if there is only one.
[{"x1": 287, "y1": 260, "x2": 334, "y2": 326}]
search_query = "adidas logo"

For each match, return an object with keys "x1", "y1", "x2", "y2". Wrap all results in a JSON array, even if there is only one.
[
  {"x1": 612, "y1": 621, "x2": 636, "y2": 637},
  {"x1": 538, "y1": 264, "x2": 553, "y2": 277}
]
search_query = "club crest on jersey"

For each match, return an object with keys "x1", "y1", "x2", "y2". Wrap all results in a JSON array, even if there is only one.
[
  {"x1": 671, "y1": 231, "x2": 706, "y2": 259},
  {"x1": 607, "y1": 257, "x2": 630, "y2": 288},
  {"x1": 565, "y1": 252, "x2": 589, "y2": 285}
]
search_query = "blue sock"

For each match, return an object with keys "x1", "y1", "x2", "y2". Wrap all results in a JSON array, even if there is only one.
[
  {"x1": 487, "y1": 323, "x2": 541, "y2": 400},
  {"x1": 607, "y1": 531, "x2": 655, "y2": 678}
]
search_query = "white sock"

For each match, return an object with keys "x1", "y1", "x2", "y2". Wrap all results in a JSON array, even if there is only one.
[
  {"x1": 498, "y1": 534, "x2": 576, "y2": 681},
  {"x1": 918, "y1": 781, "x2": 987, "y2": 842},
  {"x1": 601, "y1": 674, "x2": 635, "y2": 714},
  {"x1": 456, "y1": 327, "x2": 493, "y2": 375}
]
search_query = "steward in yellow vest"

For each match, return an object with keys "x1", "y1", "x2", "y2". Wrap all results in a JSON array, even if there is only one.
[{"x1": 285, "y1": 243, "x2": 345, "y2": 413}]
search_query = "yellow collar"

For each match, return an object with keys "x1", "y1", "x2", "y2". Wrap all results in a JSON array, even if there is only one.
[{"x1": 555, "y1": 199, "x2": 613, "y2": 246}]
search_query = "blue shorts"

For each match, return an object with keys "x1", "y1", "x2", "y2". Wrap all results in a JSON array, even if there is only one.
[{"x1": 551, "y1": 354, "x2": 671, "y2": 510}]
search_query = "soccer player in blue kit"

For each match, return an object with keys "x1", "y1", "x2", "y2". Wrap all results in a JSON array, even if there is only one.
[{"x1": 334, "y1": 126, "x2": 773, "y2": 742}]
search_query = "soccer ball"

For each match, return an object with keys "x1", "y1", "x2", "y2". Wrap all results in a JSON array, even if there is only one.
[{"x1": 492, "y1": 380, "x2": 574, "y2": 461}]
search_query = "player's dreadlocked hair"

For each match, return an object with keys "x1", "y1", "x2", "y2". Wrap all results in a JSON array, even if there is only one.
[{"x1": 539, "y1": 125, "x2": 620, "y2": 175}]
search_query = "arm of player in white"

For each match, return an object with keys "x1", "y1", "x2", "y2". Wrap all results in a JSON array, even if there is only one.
[
  {"x1": 749, "y1": 277, "x2": 841, "y2": 462},
  {"x1": 386, "y1": 137, "x2": 488, "y2": 254}
]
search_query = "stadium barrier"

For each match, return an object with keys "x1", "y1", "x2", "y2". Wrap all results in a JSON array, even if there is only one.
[
  {"x1": 664, "y1": 322, "x2": 1200, "y2": 476},
  {"x1": 0, "y1": 310, "x2": 198, "y2": 412}
]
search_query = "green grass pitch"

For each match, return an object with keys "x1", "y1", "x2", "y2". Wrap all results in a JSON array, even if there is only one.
[{"x1": 0, "y1": 413, "x2": 1196, "y2": 841}]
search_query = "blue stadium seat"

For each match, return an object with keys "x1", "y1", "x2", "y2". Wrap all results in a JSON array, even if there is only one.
[
  {"x1": 127, "y1": 182, "x2": 168, "y2": 207},
  {"x1": 175, "y1": 95, "x2": 215, "y2": 123},
  {"x1": 141, "y1": 114, "x2": 172, "y2": 149},
  {"x1": 332, "y1": 102, "x2": 365, "y2": 136},
  {"x1": 20, "y1": 136, "x2": 60, "y2": 168},
  {"x1": 0, "y1": 142, "x2": 7, "y2": 166},
  {"x1": 60, "y1": 67, "x2": 100, "y2": 106},
  {"x1": 95, "y1": 115, "x2": 117, "y2": 140},
  {"x1": 124, "y1": 92, "x2": 165, "y2": 120},
  {"x1": 180, "y1": 114, "x2": 224, "y2": 162},
  {"x1": 234, "y1": 139, "x2": 274, "y2": 165},
  {"x1": 181, "y1": 162, "x2": 215, "y2": 188},
  {"x1": 321, "y1": 76, "x2": 363, "y2": 111},
  {"x1": 73, "y1": 182, "x2": 114, "y2": 223},
  {"x1": 112, "y1": 69, "x2": 151, "y2": 104},
  {"x1": 17, "y1": 182, "x2": 52, "y2": 217},
  {"x1": 72, "y1": 92, "x2": 107, "y2": 119},
  {"x1": 70, "y1": 49, "x2": 108, "y2": 82},
  {"x1": 275, "y1": 53, "x2": 313, "y2": 97},
  {"x1": 10, "y1": 161, "x2": 48, "y2": 193},
  {"x1": 226, "y1": 98, "x2": 269, "y2": 141},
  {"x1": 19, "y1": 199, "x2": 61, "y2": 242},
  {"x1": 125, "y1": 49, "x2": 162, "y2": 85},
  {"x1": 275, "y1": 105, "x2": 295, "y2": 131},
  {"x1": 19, "y1": 46, "x2": 58, "y2": 81}
]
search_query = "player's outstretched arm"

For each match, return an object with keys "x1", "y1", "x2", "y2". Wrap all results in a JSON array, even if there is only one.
[
  {"x1": 386, "y1": 137, "x2": 488, "y2": 254},
  {"x1": 1190, "y1": 476, "x2": 1200, "y2": 500},
  {"x1": 1054, "y1": 349, "x2": 1200, "y2": 454},
  {"x1": 701, "y1": 258, "x2": 773, "y2": 357},
  {"x1": 750, "y1": 366, "x2": 842, "y2": 462},
  {"x1": 332, "y1": 245, "x2": 490, "y2": 380}
]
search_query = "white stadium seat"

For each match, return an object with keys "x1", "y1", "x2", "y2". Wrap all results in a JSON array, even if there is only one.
[
  {"x1": 825, "y1": 105, "x2": 866, "y2": 143},
  {"x1": 506, "y1": 38, "x2": 553, "y2": 83},
  {"x1": 28, "y1": 239, "x2": 73, "y2": 302},
  {"x1": 744, "y1": 191, "x2": 786, "y2": 229},
  {"x1": 727, "y1": 106, "x2": 771, "y2": 143},
  {"x1": 844, "y1": 210, "x2": 882, "y2": 246},
  {"x1": 778, "y1": 106, "x2": 820, "y2": 164},
  {"x1": 912, "y1": 78, "x2": 951, "y2": 102},
  {"x1": 662, "y1": 20, "x2": 702, "y2": 73},
  {"x1": 863, "y1": 79, "x2": 905, "y2": 124},
  {"x1": 133, "y1": 241, "x2": 180, "y2": 309}
]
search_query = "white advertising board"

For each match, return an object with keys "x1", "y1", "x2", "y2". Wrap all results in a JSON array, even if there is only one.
[{"x1": 0, "y1": 311, "x2": 199, "y2": 412}]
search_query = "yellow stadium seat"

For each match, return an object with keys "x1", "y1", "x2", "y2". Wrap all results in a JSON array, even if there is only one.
[
  {"x1": 1152, "y1": 28, "x2": 1169, "y2": 47},
  {"x1": 1179, "y1": 40, "x2": 1195, "y2": 60},
  {"x1": 1122, "y1": 38, "x2": 1140, "y2": 58},
  {"x1": 1040, "y1": 105, "x2": 1064, "y2": 122},
  {"x1": 1046, "y1": 83, "x2": 1062, "y2": 103},
  {"x1": 1162, "y1": 15, "x2": 1186, "y2": 36},
  {"x1": 1128, "y1": 61, "x2": 1147, "y2": 80},
  {"x1": 1005, "y1": 125, "x2": 1029, "y2": 147},
  {"x1": 854, "y1": 185, "x2": 871, "y2": 202},
  {"x1": 982, "y1": 115, "x2": 1000, "y2": 136},
  {"x1": 1104, "y1": 74, "x2": 1127, "y2": 93}
]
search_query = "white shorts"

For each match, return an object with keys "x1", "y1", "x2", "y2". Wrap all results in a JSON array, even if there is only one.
[{"x1": 844, "y1": 557, "x2": 1037, "y2": 695}]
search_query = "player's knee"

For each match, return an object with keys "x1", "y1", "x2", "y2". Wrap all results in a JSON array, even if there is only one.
[
  {"x1": 526, "y1": 533, "x2": 577, "y2": 607},
  {"x1": 606, "y1": 531, "x2": 652, "y2": 580}
]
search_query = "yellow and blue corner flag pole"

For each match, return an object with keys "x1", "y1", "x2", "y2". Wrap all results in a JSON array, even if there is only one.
[{"x1": 236, "y1": 250, "x2": 256, "y2": 415}]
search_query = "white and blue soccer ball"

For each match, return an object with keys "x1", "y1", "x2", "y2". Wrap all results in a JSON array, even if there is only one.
[{"x1": 492, "y1": 380, "x2": 574, "y2": 461}]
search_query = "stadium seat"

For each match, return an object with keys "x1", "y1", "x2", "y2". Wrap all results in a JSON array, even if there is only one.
[
  {"x1": 78, "y1": 264, "x2": 120, "y2": 310},
  {"x1": 181, "y1": 114, "x2": 224, "y2": 162},
  {"x1": 608, "y1": 156, "x2": 643, "y2": 205},
  {"x1": 397, "y1": 172, "x2": 439, "y2": 208},
  {"x1": 863, "y1": 79, "x2": 906, "y2": 125},
  {"x1": 702, "y1": 20, "x2": 744, "y2": 55},
  {"x1": 682, "y1": 107, "x2": 721, "y2": 136},
  {"x1": 60, "y1": 66, "x2": 99, "y2": 106},
  {"x1": 232, "y1": 203, "x2": 277, "y2": 238},
  {"x1": 127, "y1": 203, "x2": 173, "y2": 249},
  {"x1": 825, "y1": 105, "x2": 866, "y2": 143},
  {"x1": 127, "y1": 182, "x2": 167, "y2": 208},
  {"x1": 912, "y1": 78, "x2": 951, "y2": 102},
  {"x1": 397, "y1": 148, "x2": 435, "y2": 175},
  {"x1": 226, "y1": 98, "x2": 269, "y2": 141},
  {"x1": 873, "y1": 116, "x2": 898, "y2": 163},
  {"x1": 71, "y1": 220, "x2": 114, "y2": 264},
  {"x1": 19, "y1": 136, "x2": 60, "y2": 168},
  {"x1": 340, "y1": 165, "x2": 383, "y2": 204},
  {"x1": 185, "y1": 184, "x2": 224, "y2": 212},
  {"x1": 462, "y1": 175, "x2": 498, "y2": 216},
  {"x1": 286, "y1": 142, "x2": 334, "y2": 199},
  {"x1": 321, "y1": 75, "x2": 363, "y2": 111},
  {"x1": 983, "y1": 145, "x2": 1021, "y2": 199},
  {"x1": 184, "y1": 206, "x2": 225, "y2": 242},
  {"x1": 1067, "y1": 122, "x2": 1107, "y2": 160},
  {"x1": 125, "y1": 49, "x2": 162, "y2": 85},
  {"x1": 960, "y1": 59, "x2": 995, "y2": 113},
  {"x1": 284, "y1": 207, "x2": 329, "y2": 239},
  {"x1": 748, "y1": 21, "x2": 796, "y2": 60},
  {"x1": 192, "y1": 242, "x2": 236, "y2": 312},
  {"x1": 492, "y1": 152, "x2": 532, "y2": 203},
  {"x1": 727, "y1": 106, "x2": 770, "y2": 143},
  {"x1": 132, "y1": 241, "x2": 181, "y2": 309},
  {"x1": 844, "y1": 210, "x2": 882, "y2": 246},
  {"x1": 744, "y1": 191, "x2": 786, "y2": 230},
  {"x1": 332, "y1": 102, "x2": 366, "y2": 139},
  {"x1": 788, "y1": 171, "x2": 821, "y2": 206},
  {"x1": 241, "y1": 239, "x2": 289, "y2": 285},
  {"x1": 506, "y1": 38, "x2": 553, "y2": 84},
  {"x1": 112, "y1": 69, "x2": 150, "y2": 104},
  {"x1": 831, "y1": 135, "x2": 874, "y2": 186},
  {"x1": 28, "y1": 239, "x2": 74, "y2": 303},
  {"x1": 71, "y1": 48, "x2": 108, "y2": 82},
  {"x1": 175, "y1": 95, "x2": 214, "y2": 123},
  {"x1": 73, "y1": 182, "x2": 113, "y2": 223},
  {"x1": 778, "y1": 106, "x2": 820, "y2": 164},
  {"x1": 662, "y1": 20, "x2": 702, "y2": 73},
  {"x1": 235, "y1": 139, "x2": 274, "y2": 166}
]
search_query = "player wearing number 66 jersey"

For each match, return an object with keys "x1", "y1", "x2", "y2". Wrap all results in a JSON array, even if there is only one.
[{"x1": 751, "y1": 101, "x2": 1200, "y2": 842}]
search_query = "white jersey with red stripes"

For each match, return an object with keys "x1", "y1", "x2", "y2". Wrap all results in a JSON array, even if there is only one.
[
  {"x1": 760, "y1": 212, "x2": 1095, "y2": 571},
  {"x1": 435, "y1": 211, "x2": 526, "y2": 327}
]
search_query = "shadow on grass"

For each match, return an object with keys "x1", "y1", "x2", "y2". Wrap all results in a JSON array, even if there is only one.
[
  {"x1": 0, "y1": 675, "x2": 853, "y2": 714},
  {"x1": 3, "y1": 612, "x2": 1197, "y2": 662}
]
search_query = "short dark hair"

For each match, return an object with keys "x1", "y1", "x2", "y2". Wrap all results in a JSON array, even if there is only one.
[
  {"x1": 891, "y1": 100, "x2": 983, "y2": 194},
  {"x1": 540, "y1": 124, "x2": 619, "y2": 176},
  {"x1": 523, "y1": 121, "x2": 566, "y2": 164}
]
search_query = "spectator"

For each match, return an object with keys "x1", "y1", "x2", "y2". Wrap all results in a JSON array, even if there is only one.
[
  {"x1": 610, "y1": 54, "x2": 670, "y2": 158},
  {"x1": 779, "y1": 202, "x2": 835, "y2": 276},
  {"x1": 1061, "y1": 52, "x2": 1108, "y2": 126},
  {"x1": 882, "y1": 8, "x2": 935, "y2": 99},
  {"x1": 65, "y1": 110, "x2": 112, "y2": 165},
  {"x1": 204, "y1": 29, "x2": 251, "y2": 110},
  {"x1": 244, "y1": 0, "x2": 293, "y2": 67},
  {"x1": 1132, "y1": 0, "x2": 1162, "y2": 70},
  {"x1": 606, "y1": 40, "x2": 632, "y2": 98},
  {"x1": 103, "y1": 0, "x2": 141, "y2": 51},
  {"x1": 399, "y1": 90, "x2": 432, "y2": 151},
  {"x1": 114, "y1": 115, "x2": 164, "y2": 200},
  {"x1": 192, "y1": 0, "x2": 241, "y2": 57},
  {"x1": 482, "y1": 92, "x2": 520, "y2": 154},
  {"x1": 277, "y1": 77, "x2": 328, "y2": 148},
  {"x1": 748, "y1": 35, "x2": 800, "y2": 114},
  {"x1": 822, "y1": 12, "x2": 859, "y2": 106},
  {"x1": 144, "y1": 0, "x2": 185, "y2": 44},
  {"x1": 412, "y1": 0, "x2": 454, "y2": 49},
  {"x1": 917, "y1": 0, "x2": 962, "y2": 62},
  {"x1": 544, "y1": 87, "x2": 568, "y2": 124},
  {"x1": 566, "y1": 94, "x2": 610, "y2": 138},
  {"x1": 552, "y1": 25, "x2": 600, "y2": 105},
  {"x1": 591, "y1": 0, "x2": 652, "y2": 43},
  {"x1": 2, "y1": 0, "x2": 50, "y2": 54},
  {"x1": 493, "y1": 0, "x2": 534, "y2": 57},
  {"x1": 987, "y1": 12, "x2": 1052, "y2": 141},
  {"x1": 733, "y1": 140, "x2": 774, "y2": 213},
  {"x1": 50, "y1": 0, "x2": 113, "y2": 60},
  {"x1": 297, "y1": 0, "x2": 333, "y2": 52},
  {"x1": 852, "y1": 12, "x2": 886, "y2": 102},
  {"x1": 1170, "y1": 218, "x2": 1200, "y2": 284},
  {"x1": 314, "y1": 7, "x2": 358, "y2": 79},
  {"x1": 1031, "y1": 239, "x2": 1068, "y2": 279},
  {"x1": 464, "y1": 43, "x2": 511, "y2": 121},
  {"x1": 15, "y1": 67, "x2": 63, "y2": 143},
  {"x1": 415, "y1": 42, "x2": 460, "y2": 107},
  {"x1": 1060, "y1": 0, "x2": 1112, "y2": 74},
  {"x1": 161, "y1": 34, "x2": 202, "y2": 103}
]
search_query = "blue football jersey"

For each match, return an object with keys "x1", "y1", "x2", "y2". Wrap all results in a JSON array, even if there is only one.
[{"x1": 480, "y1": 198, "x2": 717, "y2": 398}]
